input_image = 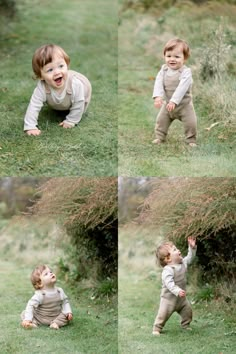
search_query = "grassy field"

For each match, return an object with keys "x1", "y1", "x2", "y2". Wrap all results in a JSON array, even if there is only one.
[
  {"x1": 118, "y1": 226, "x2": 236, "y2": 354},
  {"x1": 0, "y1": 0, "x2": 117, "y2": 176},
  {"x1": 0, "y1": 218, "x2": 118, "y2": 354},
  {"x1": 118, "y1": 2, "x2": 236, "y2": 176}
]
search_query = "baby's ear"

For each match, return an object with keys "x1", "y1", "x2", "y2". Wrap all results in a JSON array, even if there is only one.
[{"x1": 165, "y1": 255, "x2": 171, "y2": 264}]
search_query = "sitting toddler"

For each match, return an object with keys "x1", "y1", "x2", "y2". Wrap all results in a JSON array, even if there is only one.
[{"x1": 21, "y1": 264, "x2": 73, "y2": 329}]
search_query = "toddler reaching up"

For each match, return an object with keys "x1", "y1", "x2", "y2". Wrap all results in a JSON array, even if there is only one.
[{"x1": 153, "y1": 237, "x2": 196, "y2": 335}]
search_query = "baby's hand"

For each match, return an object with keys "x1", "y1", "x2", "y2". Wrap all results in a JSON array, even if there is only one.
[
  {"x1": 67, "y1": 313, "x2": 73, "y2": 321},
  {"x1": 154, "y1": 97, "x2": 163, "y2": 108},
  {"x1": 59, "y1": 121, "x2": 73, "y2": 129},
  {"x1": 26, "y1": 129, "x2": 41, "y2": 136},
  {"x1": 166, "y1": 101, "x2": 176, "y2": 112},
  {"x1": 21, "y1": 320, "x2": 37, "y2": 328},
  {"x1": 178, "y1": 289, "x2": 186, "y2": 297},
  {"x1": 188, "y1": 236, "x2": 197, "y2": 249}
]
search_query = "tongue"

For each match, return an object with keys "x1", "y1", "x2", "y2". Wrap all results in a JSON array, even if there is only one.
[{"x1": 55, "y1": 78, "x2": 62, "y2": 85}]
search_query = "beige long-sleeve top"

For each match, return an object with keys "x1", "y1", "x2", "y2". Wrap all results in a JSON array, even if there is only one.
[
  {"x1": 152, "y1": 64, "x2": 193, "y2": 105},
  {"x1": 23, "y1": 287, "x2": 72, "y2": 321},
  {"x1": 161, "y1": 246, "x2": 196, "y2": 297},
  {"x1": 24, "y1": 72, "x2": 85, "y2": 131}
]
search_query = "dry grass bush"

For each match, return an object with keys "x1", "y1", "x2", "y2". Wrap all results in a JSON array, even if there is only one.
[
  {"x1": 30, "y1": 178, "x2": 118, "y2": 290},
  {"x1": 32, "y1": 177, "x2": 117, "y2": 230},
  {"x1": 140, "y1": 178, "x2": 235, "y2": 239},
  {"x1": 139, "y1": 178, "x2": 236, "y2": 282}
]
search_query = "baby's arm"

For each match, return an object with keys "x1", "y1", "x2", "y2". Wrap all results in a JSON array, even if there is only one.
[
  {"x1": 59, "y1": 77, "x2": 85, "y2": 128},
  {"x1": 22, "y1": 293, "x2": 41, "y2": 327},
  {"x1": 153, "y1": 66, "x2": 165, "y2": 107},
  {"x1": 59, "y1": 288, "x2": 73, "y2": 320},
  {"x1": 162, "y1": 267, "x2": 185, "y2": 297},
  {"x1": 183, "y1": 237, "x2": 197, "y2": 267},
  {"x1": 24, "y1": 83, "x2": 46, "y2": 135},
  {"x1": 169, "y1": 68, "x2": 193, "y2": 106}
]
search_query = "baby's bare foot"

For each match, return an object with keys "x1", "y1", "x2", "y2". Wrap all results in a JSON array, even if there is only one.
[
  {"x1": 152, "y1": 330, "x2": 161, "y2": 336},
  {"x1": 152, "y1": 139, "x2": 163, "y2": 145},
  {"x1": 188, "y1": 143, "x2": 197, "y2": 147},
  {"x1": 50, "y1": 322, "x2": 59, "y2": 330}
]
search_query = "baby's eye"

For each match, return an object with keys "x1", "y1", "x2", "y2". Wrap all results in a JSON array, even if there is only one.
[
  {"x1": 47, "y1": 68, "x2": 53, "y2": 73},
  {"x1": 59, "y1": 64, "x2": 64, "y2": 68}
]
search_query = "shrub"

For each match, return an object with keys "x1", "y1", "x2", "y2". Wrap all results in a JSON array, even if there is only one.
[
  {"x1": 139, "y1": 178, "x2": 236, "y2": 282},
  {"x1": 200, "y1": 22, "x2": 231, "y2": 81},
  {"x1": 31, "y1": 178, "x2": 118, "y2": 289},
  {"x1": 0, "y1": 0, "x2": 16, "y2": 17}
]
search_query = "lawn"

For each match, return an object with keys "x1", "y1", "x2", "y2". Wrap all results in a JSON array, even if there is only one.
[
  {"x1": 0, "y1": 0, "x2": 117, "y2": 176},
  {"x1": 118, "y1": 2, "x2": 236, "y2": 177},
  {"x1": 118, "y1": 227, "x2": 236, "y2": 354},
  {"x1": 0, "y1": 219, "x2": 118, "y2": 354}
]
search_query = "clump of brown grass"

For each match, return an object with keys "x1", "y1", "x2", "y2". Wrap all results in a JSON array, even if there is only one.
[
  {"x1": 31, "y1": 177, "x2": 118, "y2": 230},
  {"x1": 139, "y1": 178, "x2": 236, "y2": 281},
  {"x1": 30, "y1": 178, "x2": 118, "y2": 286},
  {"x1": 140, "y1": 178, "x2": 235, "y2": 239}
]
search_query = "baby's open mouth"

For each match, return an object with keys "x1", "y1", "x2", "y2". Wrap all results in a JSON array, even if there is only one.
[{"x1": 54, "y1": 77, "x2": 62, "y2": 85}]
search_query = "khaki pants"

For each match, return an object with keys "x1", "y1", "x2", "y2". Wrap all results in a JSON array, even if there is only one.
[
  {"x1": 21, "y1": 310, "x2": 69, "y2": 327},
  {"x1": 153, "y1": 296, "x2": 192, "y2": 332},
  {"x1": 155, "y1": 102, "x2": 197, "y2": 144}
]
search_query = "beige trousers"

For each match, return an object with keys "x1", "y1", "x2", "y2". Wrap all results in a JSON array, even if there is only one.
[
  {"x1": 153, "y1": 296, "x2": 192, "y2": 332},
  {"x1": 154, "y1": 67, "x2": 197, "y2": 143},
  {"x1": 155, "y1": 102, "x2": 197, "y2": 144}
]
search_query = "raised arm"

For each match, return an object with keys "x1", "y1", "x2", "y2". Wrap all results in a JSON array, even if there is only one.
[{"x1": 183, "y1": 237, "x2": 197, "y2": 267}]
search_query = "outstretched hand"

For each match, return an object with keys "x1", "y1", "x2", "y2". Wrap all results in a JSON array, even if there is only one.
[{"x1": 188, "y1": 236, "x2": 196, "y2": 249}]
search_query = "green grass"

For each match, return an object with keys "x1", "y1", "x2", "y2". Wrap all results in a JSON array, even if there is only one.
[
  {"x1": 0, "y1": 219, "x2": 118, "y2": 354},
  {"x1": 0, "y1": 0, "x2": 117, "y2": 176},
  {"x1": 118, "y1": 227, "x2": 236, "y2": 354},
  {"x1": 118, "y1": 3, "x2": 236, "y2": 176}
]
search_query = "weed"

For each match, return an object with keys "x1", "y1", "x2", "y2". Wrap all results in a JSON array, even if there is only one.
[
  {"x1": 200, "y1": 21, "x2": 231, "y2": 81},
  {"x1": 194, "y1": 284, "x2": 215, "y2": 302}
]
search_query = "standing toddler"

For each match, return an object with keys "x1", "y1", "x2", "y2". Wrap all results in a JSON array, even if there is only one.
[
  {"x1": 21, "y1": 265, "x2": 73, "y2": 329},
  {"x1": 152, "y1": 38, "x2": 197, "y2": 146},
  {"x1": 153, "y1": 237, "x2": 196, "y2": 335},
  {"x1": 24, "y1": 44, "x2": 92, "y2": 135}
]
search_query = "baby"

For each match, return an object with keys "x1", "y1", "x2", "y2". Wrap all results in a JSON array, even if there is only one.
[
  {"x1": 24, "y1": 44, "x2": 92, "y2": 135},
  {"x1": 153, "y1": 237, "x2": 196, "y2": 335},
  {"x1": 152, "y1": 38, "x2": 197, "y2": 147},
  {"x1": 21, "y1": 265, "x2": 73, "y2": 329}
]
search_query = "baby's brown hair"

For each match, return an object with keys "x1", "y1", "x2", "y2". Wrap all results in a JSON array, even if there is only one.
[
  {"x1": 163, "y1": 38, "x2": 190, "y2": 60},
  {"x1": 156, "y1": 242, "x2": 174, "y2": 267},
  {"x1": 32, "y1": 44, "x2": 70, "y2": 79},
  {"x1": 31, "y1": 264, "x2": 47, "y2": 289}
]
